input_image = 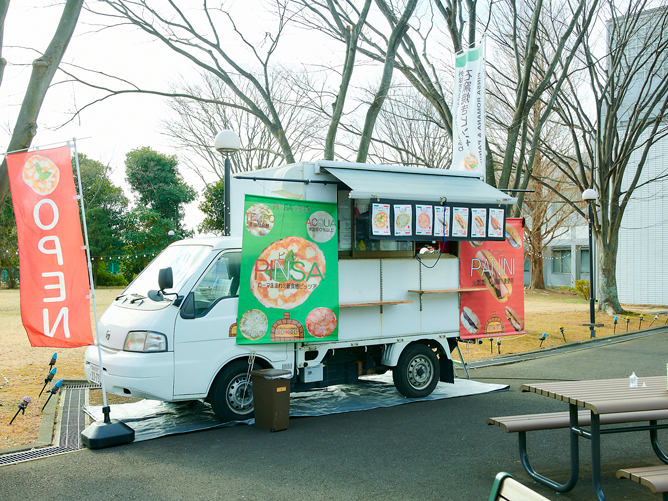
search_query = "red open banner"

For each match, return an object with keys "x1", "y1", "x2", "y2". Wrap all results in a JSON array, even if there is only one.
[
  {"x1": 459, "y1": 217, "x2": 525, "y2": 339},
  {"x1": 7, "y1": 146, "x2": 93, "y2": 348}
]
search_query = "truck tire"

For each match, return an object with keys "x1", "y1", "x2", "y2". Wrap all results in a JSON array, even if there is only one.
[
  {"x1": 210, "y1": 360, "x2": 258, "y2": 422},
  {"x1": 392, "y1": 344, "x2": 440, "y2": 398}
]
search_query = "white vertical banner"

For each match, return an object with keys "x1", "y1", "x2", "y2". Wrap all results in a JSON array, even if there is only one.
[{"x1": 452, "y1": 40, "x2": 486, "y2": 181}]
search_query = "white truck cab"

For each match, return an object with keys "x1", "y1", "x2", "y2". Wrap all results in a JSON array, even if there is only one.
[{"x1": 85, "y1": 161, "x2": 516, "y2": 422}]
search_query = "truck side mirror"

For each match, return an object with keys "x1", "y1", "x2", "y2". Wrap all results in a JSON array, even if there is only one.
[{"x1": 158, "y1": 267, "x2": 173, "y2": 291}]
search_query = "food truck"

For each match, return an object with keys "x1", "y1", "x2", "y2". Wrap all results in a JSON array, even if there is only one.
[{"x1": 84, "y1": 161, "x2": 520, "y2": 422}]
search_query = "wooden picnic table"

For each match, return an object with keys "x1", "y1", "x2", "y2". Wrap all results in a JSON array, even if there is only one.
[{"x1": 520, "y1": 376, "x2": 668, "y2": 501}]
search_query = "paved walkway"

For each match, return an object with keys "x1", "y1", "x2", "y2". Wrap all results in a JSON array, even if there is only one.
[{"x1": 1, "y1": 329, "x2": 667, "y2": 500}]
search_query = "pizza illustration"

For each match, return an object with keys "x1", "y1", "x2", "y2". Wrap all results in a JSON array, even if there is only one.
[
  {"x1": 305, "y1": 307, "x2": 337, "y2": 338},
  {"x1": 239, "y1": 309, "x2": 268, "y2": 340},
  {"x1": 245, "y1": 203, "x2": 274, "y2": 236},
  {"x1": 462, "y1": 153, "x2": 478, "y2": 171},
  {"x1": 373, "y1": 211, "x2": 388, "y2": 228},
  {"x1": 418, "y1": 212, "x2": 431, "y2": 229},
  {"x1": 250, "y1": 236, "x2": 326, "y2": 310},
  {"x1": 22, "y1": 155, "x2": 60, "y2": 196},
  {"x1": 396, "y1": 212, "x2": 410, "y2": 229}
]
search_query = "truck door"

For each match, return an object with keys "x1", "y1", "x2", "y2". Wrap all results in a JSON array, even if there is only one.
[{"x1": 173, "y1": 250, "x2": 287, "y2": 396}]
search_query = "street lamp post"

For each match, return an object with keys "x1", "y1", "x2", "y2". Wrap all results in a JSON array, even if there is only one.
[
  {"x1": 214, "y1": 131, "x2": 241, "y2": 236},
  {"x1": 582, "y1": 188, "x2": 598, "y2": 338}
]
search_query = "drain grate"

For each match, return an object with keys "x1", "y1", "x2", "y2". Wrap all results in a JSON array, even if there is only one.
[{"x1": 0, "y1": 384, "x2": 99, "y2": 467}]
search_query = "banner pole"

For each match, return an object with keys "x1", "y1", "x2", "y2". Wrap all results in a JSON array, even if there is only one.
[
  {"x1": 71, "y1": 139, "x2": 108, "y2": 409},
  {"x1": 74, "y1": 139, "x2": 134, "y2": 448}
]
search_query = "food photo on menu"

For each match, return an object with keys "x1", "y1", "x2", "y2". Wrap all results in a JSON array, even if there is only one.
[
  {"x1": 434, "y1": 206, "x2": 450, "y2": 237},
  {"x1": 415, "y1": 204, "x2": 433, "y2": 236},
  {"x1": 371, "y1": 203, "x2": 391, "y2": 236},
  {"x1": 471, "y1": 208, "x2": 487, "y2": 239},
  {"x1": 488, "y1": 208, "x2": 504, "y2": 238},
  {"x1": 452, "y1": 207, "x2": 469, "y2": 237}
]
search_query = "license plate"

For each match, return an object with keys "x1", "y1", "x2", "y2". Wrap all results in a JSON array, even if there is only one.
[{"x1": 89, "y1": 364, "x2": 101, "y2": 385}]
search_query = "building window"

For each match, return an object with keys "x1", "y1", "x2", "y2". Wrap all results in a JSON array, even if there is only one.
[
  {"x1": 580, "y1": 249, "x2": 590, "y2": 274},
  {"x1": 552, "y1": 249, "x2": 571, "y2": 274}
]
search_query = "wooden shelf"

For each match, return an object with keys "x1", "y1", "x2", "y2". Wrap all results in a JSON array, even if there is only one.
[
  {"x1": 340, "y1": 300, "x2": 413, "y2": 308},
  {"x1": 407, "y1": 288, "x2": 487, "y2": 294}
]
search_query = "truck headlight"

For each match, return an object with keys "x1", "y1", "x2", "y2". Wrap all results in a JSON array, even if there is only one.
[{"x1": 123, "y1": 331, "x2": 167, "y2": 352}]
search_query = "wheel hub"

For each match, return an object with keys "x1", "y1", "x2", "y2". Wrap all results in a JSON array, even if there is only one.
[
  {"x1": 408, "y1": 355, "x2": 433, "y2": 389},
  {"x1": 227, "y1": 375, "x2": 253, "y2": 413}
]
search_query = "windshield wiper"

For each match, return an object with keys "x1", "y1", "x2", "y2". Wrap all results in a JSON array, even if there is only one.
[{"x1": 129, "y1": 294, "x2": 147, "y2": 304}]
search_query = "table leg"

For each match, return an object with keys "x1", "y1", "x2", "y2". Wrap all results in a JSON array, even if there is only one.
[
  {"x1": 518, "y1": 404, "x2": 579, "y2": 492},
  {"x1": 650, "y1": 420, "x2": 668, "y2": 464},
  {"x1": 590, "y1": 411, "x2": 607, "y2": 501}
]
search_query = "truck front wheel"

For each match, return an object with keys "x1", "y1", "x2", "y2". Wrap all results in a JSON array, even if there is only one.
[
  {"x1": 210, "y1": 360, "x2": 258, "y2": 422},
  {"x1": 393, "y1": 344, "x2": 440, "y2": 398}
]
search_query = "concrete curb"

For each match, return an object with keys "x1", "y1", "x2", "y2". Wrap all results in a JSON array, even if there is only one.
[{"x1": 0, "y1": 379, "x2": 91, "y2": 456}]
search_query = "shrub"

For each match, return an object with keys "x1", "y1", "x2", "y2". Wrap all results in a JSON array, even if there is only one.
[
  {"x1": 97, "y1": 268, "x2": 129, "y2": 287},
  {"x1": 575, "y1": 279, "x2": 590, "y2": 300}
]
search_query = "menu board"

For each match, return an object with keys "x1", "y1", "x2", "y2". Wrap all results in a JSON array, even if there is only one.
[{"x1": 368, "y1": 199, "x2": 506, "y2": 242}]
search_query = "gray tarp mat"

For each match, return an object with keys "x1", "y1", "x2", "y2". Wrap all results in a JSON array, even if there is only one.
[{"x1": 83, "y1": 375, "x2": 508, "y2": 442}]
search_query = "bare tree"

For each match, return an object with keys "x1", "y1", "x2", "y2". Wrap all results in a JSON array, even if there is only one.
[
  {"x1": 355, "y1": 83, "x2": 452, "y2": 168},
  {"x1": 88, "y1": 0, "x2": 301, "y2": 165},
  {"x1": 0, "y1": 0, "x2": 84, "y2": 208},
  {"x1": 162, "y1": 70, "x2": 323, "y2": 183},
  {"x1": 289, "y1": 0, "x2": 458, "y2": 164},
  {"x1": 486, "y1": 27, "x2": 580, "y2": 289},
  {"x1": 543, "y1": 0, "x2": 668, "y2": 314},
  {"x1": 484, "y1": 0, "x2": 599, "y2": 203}
]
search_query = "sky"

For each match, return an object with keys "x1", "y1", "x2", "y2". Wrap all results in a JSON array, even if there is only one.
[{"x1": 1, "y1": 0, "x2": 307, "y2": 234}]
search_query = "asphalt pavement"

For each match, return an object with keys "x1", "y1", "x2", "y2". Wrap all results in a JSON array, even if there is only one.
[{"x1": 2, "y1": 329, "x2": 668, "y2": 500}]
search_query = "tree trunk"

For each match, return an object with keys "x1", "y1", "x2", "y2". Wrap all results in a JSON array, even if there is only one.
[
  {"x1": 0, "y1": 0, "x2": 84, "y2": 207},
  {"x1": 529, "y1": 254, "x2": 545, "y2": 289},
  {"x1": 0, "y1": 0, "x2": 9, "y2": 87},
  {"x1": 92, "y1": 259, "x2": 98, "y2": 288},
  {"x1": 356, "y1": 0, "x2": 417, "y2": 163},
  {"x1": 527, "y1": 220, "x2": 546, "y2": 289},
  {"x1": 596, "y1": 232, "x2": 623, "y2": 315}
]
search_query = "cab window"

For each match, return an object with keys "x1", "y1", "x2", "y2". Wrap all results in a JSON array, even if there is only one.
[{"x1": 184, "y1": 251, "x2": 241, "y2": 318}]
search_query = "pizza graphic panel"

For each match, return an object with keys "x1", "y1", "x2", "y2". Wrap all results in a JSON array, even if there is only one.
[{"x1": 250, "y1": 236, "x2": 326, "y2": 310}]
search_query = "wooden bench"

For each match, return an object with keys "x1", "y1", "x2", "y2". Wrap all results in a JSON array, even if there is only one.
[
  {"x1": 487, "y1": 409, "x2": 668, "y2": 433},
  {"x1": 617, "y1": 466, "x2": 668, "y2": 500},
  {"x1": 488, "y1": 472, "x2": 549, "y2": 501}
]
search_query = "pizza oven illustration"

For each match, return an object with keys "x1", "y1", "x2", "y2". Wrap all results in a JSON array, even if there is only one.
[{"x1": 271, "y1": 312, "x2": 305, "y2": 342}]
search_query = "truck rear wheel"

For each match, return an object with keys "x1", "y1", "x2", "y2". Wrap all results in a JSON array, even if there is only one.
[
  {"x1": 393, "y1": 344, "x2": 440, "y2": 398},
  {"x1": 210, "y1": 360, "x2": 258, "y2": 422}
]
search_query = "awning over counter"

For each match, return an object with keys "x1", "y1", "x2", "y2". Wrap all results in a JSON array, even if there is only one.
[{"x1": 319, "y1": 162, "x2": 516, "y2": 206}]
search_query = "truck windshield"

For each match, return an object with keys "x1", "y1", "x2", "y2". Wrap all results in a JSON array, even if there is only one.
[{"x1": 123, "y1": 245, "x2": 212, "y2": 297}]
